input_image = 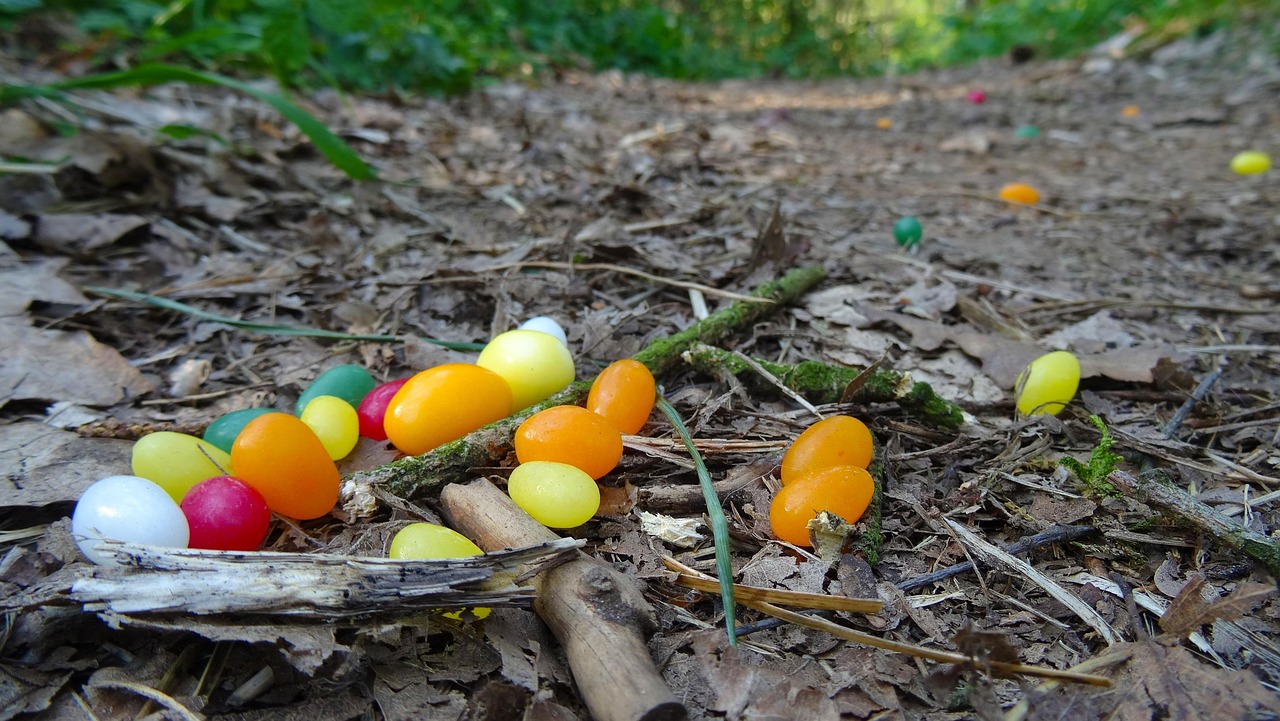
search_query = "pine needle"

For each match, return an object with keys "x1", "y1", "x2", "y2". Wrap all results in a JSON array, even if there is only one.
[{"x1": 655, "y1": 394, "x2": 737, "y2": 646}]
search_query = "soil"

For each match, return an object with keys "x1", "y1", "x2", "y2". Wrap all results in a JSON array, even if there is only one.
[{"x1": 2, "y1": 27, "x2": 1279, "y2": 721}]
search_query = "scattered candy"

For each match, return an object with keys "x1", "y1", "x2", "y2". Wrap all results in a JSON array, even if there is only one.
[
  {"x1": 231, "y1": 412, "x2": 340, "y2": 519},
  {"x1": 967, "y1": 90, "x2": 986, "y2": 104},
  {"x1": 72, "y1": 475, "x2": 189, "y2": 565},
  {"x1": 507, "y1": 461, "x2": 600, "y2": 528},
  {"x1": 477, "y1": 329, "x2": 575, "y2": 410},
  {"x1": 1015, "y1": 350, "x2": 1080, "y2": 416},
  {"x1": 892, "y1": 216, "x2": 923, "y2": 248},
  {"x1": 515, "y1": 405, "x2": 623, "y2": 480},
  {"x1": 384, "y1": 364, "x2": 513, "y2": 455},
  {"x1": 1014, "y1": 125, "x2": 1040, "y2": 139},
  {"x1": 356, "y1": 378, "x2": 409, "y2": 441},
  {"x1": 770, "y1": 465, "x2": 875, "y2": 547},
  {"x1": 1122, "y1": 105, "x2": 1140, "y2": 118},
  {"x1": 131, "y1": 431, "x2": 233, "y2": 502},
  {"x1": 780, "y1": 415, "x2": 873, "y2": 484},
  {"x1": 203, "y1": 408, "x2": 274, "y2": 454},
  {"x1": 518, "y1": 316, "x2": 568, "y2": 347},
  {"x1": 875, "y1": 117, "x2": 893, "y2": 130},
  {"x1": 181, "y1": 475, "x2": 271, "y2": 551},
  {"x1": 999, "y1": 182, "x2": 1041, "y2": 205},
  {"x1": 295, "y1": 364, "x2": 376, "y2": 415},
  {"x1": 390, "y1": 522, "x2": 491, "y2": 620},
  {"x1": 586, "y1": 359, "x2": 656, "y2": 435},
  {"x1": 1231, "y1": 151, "x2": 1271, "y2": 176},
  {"x1": 299, "y1": 395, "x2": 360, "y2": 460}
]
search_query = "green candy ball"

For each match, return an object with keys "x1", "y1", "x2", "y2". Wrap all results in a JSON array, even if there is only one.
[{"x1": 893, "y1": 216, "x2": 923, "y2": 247}]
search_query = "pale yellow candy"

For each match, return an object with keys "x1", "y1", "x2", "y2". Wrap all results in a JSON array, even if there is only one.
[
  {"x1": 389, "y1": 523, "x2": 490, "y2": 620},
  {"x1": 477, "y1": 329, "x2": 575, "y2": 410},
  {"x1": 1231, "y1": 151, "x2": 1271, "y2": 176},
  {"x1": 132, "y1": 432, "x2": 233, "y2": 502},
  {"x1": 1015, "y1": 351, "x2": 1080, "y2": 416},
  {"x1": 299, "y1": 395, "x2": 359, "y2": 460}
]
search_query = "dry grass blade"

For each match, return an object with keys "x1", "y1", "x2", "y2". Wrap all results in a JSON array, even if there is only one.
[
  {"x1": 88, "y1": 680, "x2": 202, "y2": 721},
  {"x1": 945, "y1": 519, "x2": 1120, "y2": 645},
  {"x1": 663, "y1": 557, "x2": 883, "y2": 613}
]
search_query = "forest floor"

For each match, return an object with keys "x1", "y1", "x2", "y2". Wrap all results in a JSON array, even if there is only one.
[{"x1": 2, "y1": 25, "x2": 1280, "y2": 721}]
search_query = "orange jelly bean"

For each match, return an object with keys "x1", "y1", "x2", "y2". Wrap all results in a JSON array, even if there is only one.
[
  {"x1": 998, "y1": 182, "x2": 1041, "y2": 205},
  {"x1": 586, "y1": 359, "x2": 656, "y2": 435},
  {"x1": 780, "y1": 415, "x2": 873, "y2": 484},
  {"x1": 770, "y1": 465, "x2": 874, "y2": 547},
  {"x1": 230, "y1": 413, "x2": 339, "y2": 520},
  {"x1": 385, "y1": 364, "x2": 513, "y2": 455},
  {"x1": 515, "y1": 405, "x2": 623, "y2": 480}
]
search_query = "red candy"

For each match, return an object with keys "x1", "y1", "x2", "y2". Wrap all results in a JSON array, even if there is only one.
[
  {"x1": 968, "y1": 89, "x2": 986, "y2": 104},
  {"x1": 357, "y1": 378, "x2": 410, "y2": 441},
  {"x1": 180, "y1": 475, "x2": 271, "y2": 551}
]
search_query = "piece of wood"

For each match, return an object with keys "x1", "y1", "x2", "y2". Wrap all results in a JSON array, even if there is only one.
[{"x1": 441, "y1": 479, "x2": 686, "y2": 721}]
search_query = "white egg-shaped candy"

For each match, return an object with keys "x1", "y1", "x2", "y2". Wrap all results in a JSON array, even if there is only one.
[
  {"x1": 71, "y1": 475, "x2": 190, "y2": 566},
  {"x1": 518, "y1": 316, "x2": 568, "y2": 346}
]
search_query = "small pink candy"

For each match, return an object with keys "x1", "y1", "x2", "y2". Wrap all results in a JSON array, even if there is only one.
[
  {"x1": 968, "y1": 90, "x2": 987, "y2": 104},
  {"x1": 357, "y1": 378, "x2": 410, "y2": 441}
]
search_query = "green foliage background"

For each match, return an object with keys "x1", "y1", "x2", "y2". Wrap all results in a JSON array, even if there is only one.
[{"x1": 0, "y1": 0, "x2": 1269, "y2": 93}]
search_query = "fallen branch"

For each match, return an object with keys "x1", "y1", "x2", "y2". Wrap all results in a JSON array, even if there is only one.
[
  {"x1": 1107, "y1": 470, "x2": 1280, "y2": 579},
  {"x1": 440, "y1": 478, "x2": 685, "y2": 721},
  {"x1": 679, "y1": 343, "x2": 966, "y2": 429},
  {"x1": 341, "y1": 265, "x2": 826, "y2": 508}
]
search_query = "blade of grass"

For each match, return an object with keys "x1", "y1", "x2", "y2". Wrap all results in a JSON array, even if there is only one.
[
  {"x1": 87, "y1": 286, "x2": 485, "y2": 351},
  {"x1": 0, "y1": 64, "x2": 374, "y2": 180},
  {"x1": 655, "y1": 394, "x2": 737, "y2": 646}
]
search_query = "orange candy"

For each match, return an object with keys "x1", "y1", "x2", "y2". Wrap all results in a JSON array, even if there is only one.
[
  {"x1": 515, "y1": 405, "x2": 623, "y2": 480},
  {"x1": 385, "y1": 364, "x2": 513, "y2": 455},
  {"x1": 998, "y1": 182, "x2": 1041, "y2": 205},
  {"x1": 770, "y1": 465, "x2": 875, "y2": 547},
  {"x1": 780, "y1": 415, "x2": 873, "y2": 484},
  {"x1": 587, "y1": 359, "x2": 656, "y2": 435},
  {"x1": 231, "y1": 413, "x2": 339, "y2": 520}
]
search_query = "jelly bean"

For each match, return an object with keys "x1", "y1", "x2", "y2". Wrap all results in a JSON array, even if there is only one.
[
  {"x1": 1015, "y1": 125, "x2": 1040, "y2": 139},
  {"x1": 181, "y1": 475, "x2": 271, "y2": 551},
  {"x1": 587, "y1": 359, "x2": 656, "y2": 435},
  {"x1": 477, "y1": 330, "x2": 575, "y2": 411},
  {"x1": 1015, "y1": 350, "x2": 1080, "y2": 416},
  {"x1": 780, "y1": 415, "x2": 873, "y2": 484},
  {"x1": 508, "y1": 461, "x2": 600, "y2": 529},
  {"x1": 1122, "y1": 105, "x2": 1140, "y2": 118},
  {"x1": 892, "y1": 216, "x2": 923, "y2": 248},
  {"x1": 515, "y1": 405, "x2": 623, "y2": 480},
  {"x1": 357, "y1": 378, "x2": 409, "y2": 441},
  {"x1": 300, "y1": 395, "x2": 360, "y2": 460},
  {"x1": 967, "y1": 90, "x2": 986, "y2": 104},
  {"x1": 999, "y1": 183, "x2": 1041, "y2": 205},
  {"x1": 385, "y1": 364, "x2": 513, "y2": 455},
  {"x1": 132, "y1": 431, "x2": 233, "y2": 502},
  {"x1": 770, "y1": 466, "x2": 874, "y2": 547},
  {"x1": 518, "y1": 316, "x2": 568, "y2": 347},
  {"x1": 295, "y1": 364, "x2": 375, "y2": 415},
  {"x1": 876, "y1": 118, "x2": 893, "y2": 130},
  {"x1": 1231, "y1": 151, "x2": 1271, "y2": 176},
  {"x1": 203, "y1": 408, "x2": 274, "y2": 454},
  {"x1": 72, "y1": 475, "x2": 189, "y2": 565},
  {"x1": 390, "y1": 523, "x2": 491, "y2": 620},
  {"x1": 231, "y1": 413, "x2": 339, "y2": 519}
]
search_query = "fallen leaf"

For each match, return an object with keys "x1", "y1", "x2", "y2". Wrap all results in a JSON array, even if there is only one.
[
  {"x1": 0, "y1": 423, "x2": 133, "y2": 507},
  {"x1": 32, "y1": 213, "x2": 149, "y2": 255},
  {"x1": 1160, "y1": 574, "x2": 1275, "y2": 640}
]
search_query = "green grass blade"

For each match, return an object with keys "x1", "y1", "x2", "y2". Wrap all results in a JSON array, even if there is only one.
[
  {"x1": 0, "y1": 64, "x2": 374, "y2": 180},
  {"x1": 87, "y1": 286, "x2": 485, "y2": 351},
  {"x1": 655, "y1": 394, "x2": 737, "y2": 646}
]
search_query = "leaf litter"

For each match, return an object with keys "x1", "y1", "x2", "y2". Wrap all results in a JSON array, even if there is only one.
[{"x1": 3, "y1": 24, "x2": 1280, "y2": 721}]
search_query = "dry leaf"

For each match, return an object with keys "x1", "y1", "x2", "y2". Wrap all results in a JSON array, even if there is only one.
[
  {"x1": 1159, "y1": 574, "x2": 1275, "y2": 641},
  {"x1": 0, "y1": 423, "x2": 133, "y2": 507}
]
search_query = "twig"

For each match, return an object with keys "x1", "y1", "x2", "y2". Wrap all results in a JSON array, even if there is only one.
[
  {"x1": 1162, "y1": 358, "x2": 1227, "y2": 438},
  {"x1": 1107, "y1": 470, "x2": 1280, "y2": 579},
  {"x1": 729, "y1": 349, "x2": 823, "y2": 418},
  {"x1": 945, "y1": 519, "x2": 1120, "y2": 645},
  {"x1": 481, "y1": 260, "x2": 770, "y2": 303},
  {"x1": 897, "y1": 524, "x2": 1098, "y2": 593}
]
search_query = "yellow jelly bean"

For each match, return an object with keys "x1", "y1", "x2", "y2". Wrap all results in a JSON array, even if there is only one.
[
  {"x1": 508, "y1": 461, "x2": 599, "y2": 529},
  {"x1": 1015, "y1": 351, "x2": 1080, "y2": 416},
  {"x1": 299, "y1": 395, "x2": 360, "y2": 460},
  {"x1": 477, "y1": 330, "x2": 575, "y2": 410},
  {"x1": 132, "y1": 432, "x2": 233, "y2": 502},
  {"x1": 1231, "y1": 151, "x2": 1271, "y2": 176},
  {"x1": 390, "y1": 522, "x2": 490, "y2": 620}
]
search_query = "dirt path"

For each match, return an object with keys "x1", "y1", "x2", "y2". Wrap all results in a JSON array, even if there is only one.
[{"x1": 2, "y1": 31, "x2": 1278, "y2": 720}]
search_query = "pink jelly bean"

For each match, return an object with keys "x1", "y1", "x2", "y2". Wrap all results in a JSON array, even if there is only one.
[
  {"x1": 357, "y1": 378, "x2": 410, "y2": 441},
  {"x1": 967, "y1": 89, "x2": 986, "y2": 104},
  {"x1": 181, "y1": 476, "x2": 271, "y2": 551}
]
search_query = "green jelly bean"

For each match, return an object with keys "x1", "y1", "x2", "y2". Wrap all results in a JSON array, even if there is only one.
[
  {"x1": 893, "y1": 216, "x2": 923, "y2": 248},
  {"x1": 203, "y1": 408, "x2": 275, "y2": 454},
  {"x1": 295, "y1": 364, "x2": 375, "y2": 415}
]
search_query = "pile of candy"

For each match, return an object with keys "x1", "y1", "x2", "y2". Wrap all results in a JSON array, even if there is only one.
[{"x1": 769, "y1": 415, "x2": 876, "y2": 547}]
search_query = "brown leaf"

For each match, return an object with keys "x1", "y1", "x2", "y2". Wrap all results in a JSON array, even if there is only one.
[
  {"x1": 32, "y1": 213, "x2": 149, "y2": 254},
  {"x1": 0, "y1": 423, "x2": 133, "y2": 507},
  {"x1": 1159, "y1": 575, "x2": 1275, "y2": 641}
]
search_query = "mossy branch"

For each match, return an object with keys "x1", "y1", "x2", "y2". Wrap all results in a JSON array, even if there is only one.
[
  {"x1": 679, "y1": 343, "x2": 965, "y2": 429},
  {"x1": 343, "y1": 265, "x2": 827, "y2": 504}
]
